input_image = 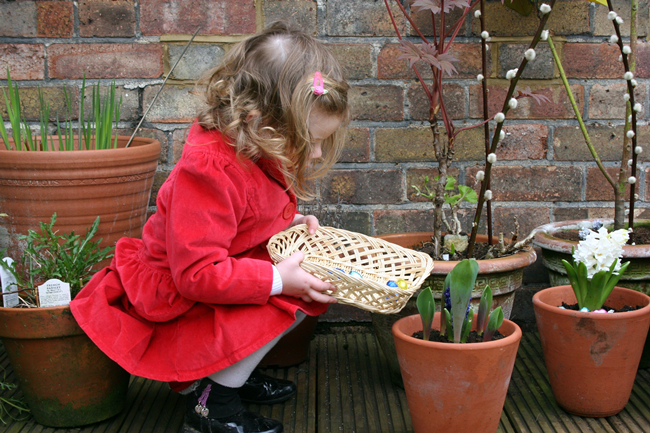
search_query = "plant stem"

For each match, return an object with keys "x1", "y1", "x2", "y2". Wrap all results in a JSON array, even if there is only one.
[{"x1": 479, "y1": 0, "x2": 492, "y2": 244}]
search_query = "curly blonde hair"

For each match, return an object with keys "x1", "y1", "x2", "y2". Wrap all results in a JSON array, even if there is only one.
[{"x1": 196, "y1": 21, "x2": 349, "y2": 200}]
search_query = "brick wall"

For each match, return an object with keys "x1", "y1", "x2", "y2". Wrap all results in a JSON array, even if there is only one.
[{"x1": 2, "y1": 0, "x2": 649, "y2": 240}]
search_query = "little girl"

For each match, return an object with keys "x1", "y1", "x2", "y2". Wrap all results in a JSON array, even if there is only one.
[{"x1": 70, "y1": 21, "x2": 349, "y2": 433}]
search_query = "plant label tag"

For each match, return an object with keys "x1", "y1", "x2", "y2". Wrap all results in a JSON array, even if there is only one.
[
  {"x1": 0, "y1": 257, "x2": 19, "y2": 308},
  {"x1": 38, "y1": 279, "x2": 71, "y2": 308}
]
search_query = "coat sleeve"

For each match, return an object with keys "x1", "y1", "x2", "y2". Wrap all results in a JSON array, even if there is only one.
[{"x1": 165, "y1": 153, "x2": 273, "y2": 305}]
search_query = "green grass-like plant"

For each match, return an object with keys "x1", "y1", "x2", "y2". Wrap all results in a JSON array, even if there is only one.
[{"x1": 1, "y1": 68, "x2": 122, "y2": 151}]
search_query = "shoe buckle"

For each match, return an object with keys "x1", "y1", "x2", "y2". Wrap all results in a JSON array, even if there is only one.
[{"x1": 194, "y1": 384, "x2": 211, "y2": 418}]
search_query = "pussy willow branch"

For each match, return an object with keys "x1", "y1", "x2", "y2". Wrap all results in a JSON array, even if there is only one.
[
  {"x1": 466, "y1": 0, "x2": 557, "y2": 258},
  {"x1": 480, "y1": 0, "x2": 492, "y2": 244}
]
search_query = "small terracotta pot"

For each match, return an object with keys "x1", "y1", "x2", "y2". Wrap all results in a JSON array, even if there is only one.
[
  {"x1": 533, "y1": 285, "x2": 650, "y2": 417},
  {"x1": 392, "y1": 313, "x2": 521, "y2": 433},
  {"x1": 373, "y1": 232, "x2": 535, "y2": 387},
  {"x1": 259, "y1": 315, "x2": 318, "y2": 368},
  {"x1": 0, "y1": 305, "x2": 130, "y2": 427}
]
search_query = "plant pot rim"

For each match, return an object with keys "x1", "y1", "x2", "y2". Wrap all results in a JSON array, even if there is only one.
[
  {"x1": 377, "y1": 232, "x2": 537, "y2": 274},
  {"x1": 533, "y1": 219, "x2": 650, "y2": 257},
  {"x1": 532, "y1": 285, "x2": 650, "y2": 319},
  {"x1": 392, "y1": 313, "x2": 522, "y2": 351}
]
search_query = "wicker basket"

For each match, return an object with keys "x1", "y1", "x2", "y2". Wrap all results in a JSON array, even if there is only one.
[{"x1": 267, "y1": 225, "x2": 434, "y2": 314}]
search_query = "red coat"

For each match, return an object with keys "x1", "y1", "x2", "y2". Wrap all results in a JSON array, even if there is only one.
[{"x1": 70, "y1": 123, "x2": 327, "y2": 382}]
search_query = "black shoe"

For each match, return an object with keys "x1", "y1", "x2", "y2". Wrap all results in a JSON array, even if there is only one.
[
  {"x1": 238, "y1": 369, "x2": 297, "y2": 404},
  {"x1": 184, "y1": 380, "x2": 283, "y2": 433}
]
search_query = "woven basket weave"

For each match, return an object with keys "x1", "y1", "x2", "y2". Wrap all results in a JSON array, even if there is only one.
[{"x1": 267, "y1": 225, "x2": 434, "y2": 314}]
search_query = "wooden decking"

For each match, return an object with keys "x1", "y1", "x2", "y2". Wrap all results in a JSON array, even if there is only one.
[{"x1": 2, "y1": 328, "x2": 650, "y2": 433}]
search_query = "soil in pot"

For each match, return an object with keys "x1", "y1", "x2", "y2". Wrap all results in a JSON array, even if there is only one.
[
  {"x1": 412, "y1": 329, "x2": 505, "y2": 342},
  {"x1": 551, "y1": 225, "x2": 650, "y2": 244}
]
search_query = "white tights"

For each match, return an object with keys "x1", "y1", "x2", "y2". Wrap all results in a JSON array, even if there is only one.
[{"x1": 206, "y1": 310, "x2": 307, "y2": 389}]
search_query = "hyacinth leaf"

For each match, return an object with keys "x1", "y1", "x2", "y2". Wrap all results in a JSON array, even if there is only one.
[
  {"x1": 449, "y1": 259, "x2": 479, "y2": 343},
  {"x1": 460, "y1": 309, "x2": 473, "y2": 343},
  {"x1": 596, "y1": 260, "x2": 630, "y2": 310},
  {"x1": 484, "y1": 307, "x2": 504, "y2": 342},
  {"x1": 562, "y1": 259, "x2": 583, "y2": 305},
  {"x1": 4, "y1": 68, "x2": 24, "y2": 150},
  {"x1": 443, "y1": 308, "x2": 452, "y2": 340},
  {"x1": 502, "y1": 0, "x2": 535, "y2": 16},
  {"x1": 416, "y1": 287, "x2": 435, "y2": 341},
  {"x1": 575, "y1": 261, "x2": 590, "y2": 309},
  {"x1": 476, "y1": 286, "x2": 492, "y2": 334}
]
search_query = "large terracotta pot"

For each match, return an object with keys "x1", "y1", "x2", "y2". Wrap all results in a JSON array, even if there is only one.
[
  {"x1": 371, "y1": 232, "x2": 536, "y2": 386},
  {"x1": 0, "y1": 305, "x2": 131, "y2": 427},
  {"x1": 392, "y1": 313, "x2": 521, "y2": 433},
  {"x1": 259, "y1": 315, "x2": 318, "y2": 368},
  {"x1": 533, "y1": 285, "x2": 650, "y2": 417},
  {"x1": 0, "y1": 136, "x2": 160, "y2": 267},
  {"x1": 534, "y1": 219, "x2": 650, "y2": 368}
]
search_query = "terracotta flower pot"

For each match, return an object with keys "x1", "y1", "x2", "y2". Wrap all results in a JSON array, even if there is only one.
[
  {"x1": 0, "y1": 305, "x2": 130, "y2": 427},
  {"x1": 533, "y1": 285, "x2": 650, "y2": 417},
  {"x1": 392, "y1": 313, "x2": 521, "y2": 433},
  {"x1": 371, "y1": 232, "x2": 535, "y2": 386},
  {"x1": 0, "y1": 135, "x2": 160, "y2": 268}
]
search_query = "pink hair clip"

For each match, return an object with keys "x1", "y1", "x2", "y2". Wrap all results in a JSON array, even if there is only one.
[{"x1": 312, "y1": 71, "x2": 328, "y2": 95}]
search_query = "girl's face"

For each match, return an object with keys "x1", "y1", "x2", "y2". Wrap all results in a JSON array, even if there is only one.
[{"x1": 307, "y1": 107, "x2": 342, "y2": 160}]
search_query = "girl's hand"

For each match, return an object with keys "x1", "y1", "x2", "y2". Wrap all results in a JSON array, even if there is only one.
[
  {"x1": 290, "y1": 214, "x2": 319, "y2": 234},
  {"x1": 276, "y1": 251, "x2": 337, "y2": 303}
]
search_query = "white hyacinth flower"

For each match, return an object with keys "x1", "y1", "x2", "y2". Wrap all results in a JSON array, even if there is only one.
[
  {"x1": 608, "y1": 11, "x2": 618, "y2": 20},
  {"x1": 476, "y1": 170, "x2": 485, "y2": 181},
  {"x1": 627, "y1": 130, "x2": 635, "y2": 138},
  {"x1": 541, "y1": 30, "x2": 549, "y2": 41},
  {"x1": 629, "y1": 176, "x2": 637, "y2": 184},
  {"x1": 616, "y1": 16, "x2": 624, "y2": 24},
  {"x1": 499, "y1": 130, "x2": 506, "y2": 140},
  {"x1": 631, "y1": 79, "x2": 638, "y2": 87},
  {"x1": 610, "y1": 35, "x2": 619, "y2": 44},
  {"x1": 634, "y1": 103, "x2": 643, "y2": 112},
  {"x1": 484, "y1": 190, "x2": 493, "y2": 200},
  {"x1": 475, "y1": 10, "x2": 481, "y2": 18},
  {"x1": 573, "y1": 227, "x2": 629, "y2": 278},
  {"x1": 540, "y1": 3, "x2": 552, "y2": 14},
  {"x1": 623, "y1": 45, "x2": 631, "y2": 54},
  {"x1": 624, "y1": 93, "x2": 630, "y2": 101},
  {"x1": 635, "y1": 146, "x2": 643, "y2": 154},
  {"x1": 508, "y1": 98, "x2": 518, "y2": 109},
  {"x1": 494, "y1": 112, "x2": 505, "y2": 123},
  {"x1": 487, "y1": 153, "x2": 497, "y2": 164},
  {"x1": 525, "y1": 49, "x2": 536, "y2": 61},
  {"x1": 481, "y1": 31, "x2": 490, "y2": 39},
  {"x1": 477, "y1": 74, "x2": 484, "y2": 81},
  {"x1": 624, "y1": 71, "x2": 634, "y2": 80},
  {"x1": 506, "y1": 68, "x2": 518, "y2": 80}
]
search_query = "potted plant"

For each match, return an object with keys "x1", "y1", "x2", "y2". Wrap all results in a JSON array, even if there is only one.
[
  {"x1": 0, "y1": 214, "x2": 131, "y2": 427},
  {"x1": 0, "y1": 70, "x2": 160, "y2": 267},
  {"x1": 533, "y1": 226, "x2": 650, "y2": 416},
  {"x1": 372, "y1": 0, "x2": 551, "y2": 386},
  {"x1": 392, "y1": 259, "x2": 522, "y2": 432}
]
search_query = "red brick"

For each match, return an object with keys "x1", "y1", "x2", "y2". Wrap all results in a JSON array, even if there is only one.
[
  {"x1": 466, "y1": 166, "x2": 582, "y2": 201},
  {"x1": 143, "y1": 85, "x2": 202, "y2": 123},
  {"x1": 563, "y1": 43, "x2": 624, "y2": 79},
  {"x1": 594, "y1": 0, "x2": 648, "y2": 37},
  {"x1": 0, "y1": 86, "x2": 78, "y2": 121},
  {"x1": 263, "y1": 0, "x2": 317, "y2": 35},
  {"x1": 589, "y1": 82, "x2": 646, "y2": 119},
  {"x1": 492, "y1": 207, "x2": 550, "y2": 240},
  {"x1": 0, "y1": 2, "x2": 36, "y2": 37},
  {"x1": 339, "y1": 127, "x2": 369, "y2": 163},
  {"x1": 586, "y1": 166, "x2": 632, "y2": 201},
  {"x1": 408, "y1": 83, "x2": 464, "y2": 121},
  {"x1": 407, "y1": 167, "x2": 460, "y2": 203},
  {"x1": 37, "y1": 1, "x2": 73, "y2": 38},
  {"x1": 324, "y1": 0, "x2": 405, "y2": 37},
  {"x1": 79, "y1": 0, "x2": 135, "y2": 37},
  {"x1": 553, "y1": 124, "x2": 650, "y2": 162},
  {"x1": 322, "y1": 169, "x2": 403, "y2": 204},
  {"x1": 140, "y1": 0, "x2": 256, "y2": 36},
  {"x1": 378, "y1": 42, "x2": 490, "y2": 80},
  {"x1": 0, "y1": 44, "x2": 45, "y2": 80},
  {"x1": 634, "y1": 43, "x2": 650, "y2": 78},
  {"x1": 554, "y1": 207, "x2": 588, "y2": 221},
  {"x1": 172, "y1": 126, "x2": 191, "y2": 164},
  {"x1": 409, "y1": 5, "x2": 466, "y2": 37},
  {"x1": 496, "y1": 124, "x2": 548, "y2": 160},
  {"x1": 47, "y1": 44, "x2": 163, "y2": 79},
  {"x1": 328, "y1": 43, "x2": 374, "y2": 80},
  {"x1": 374, "y1": 209, "x2": 436, "y2": 235},
  {"x1": 349, "y1": 85, "x2": 403, "y2": 121},
  {"x1": 469, "y1": 83, "x2": 584, "y2": 119}
]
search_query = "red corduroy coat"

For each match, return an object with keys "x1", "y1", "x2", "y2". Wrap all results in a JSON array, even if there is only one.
[{"x1": 70, "y1": 122, "x2": 327, "y2": 382}]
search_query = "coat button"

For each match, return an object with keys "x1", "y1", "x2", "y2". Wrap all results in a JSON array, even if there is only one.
[{"x1": 283, "y1": 202, "x2": 295, "y2": 219}]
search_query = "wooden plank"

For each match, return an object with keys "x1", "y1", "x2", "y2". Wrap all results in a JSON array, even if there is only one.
[
  {"x1": 353, "y1": 333, "x2": 382, "y2": 433},
  {"x1": 336, "y1": 334, "x2": 355, "y2": 433},
  {"x1": 362, "y1": 332, "x2": 396, "y2": 432},
  {"x1": 344, "y1": 332, "x2": 370, "y2": 432},
  {"x1": 372, "y1": 332, "x2": 410, "y2": 433},
  {"x1": 327, "y1": 334, "x2": 343, "y2": 432}
]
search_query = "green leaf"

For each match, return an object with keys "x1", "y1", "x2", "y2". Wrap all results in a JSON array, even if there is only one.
[
  {"x1": 562, "y1": 259, "x2": 584, "y2": 306},
  {"x1": 416, "y1": 288, "x2": 435, "y2": 341},
  {"x1": 449, "y1": 259, "x2": 479, "y2": 343},
  {"x1": 484, "y1": 307, "x2": 504, "y2": 342},
  {"x1": 444, "y1": 176, "x2": 456, "y2": 191},
  {"x1": 597, "y1": 260, "x2": 630, "y2": 308},
  {"x1": 460, "y1": 309, "x2": 473, "y2": 343},
  {"x1": 458, "y1": 184, "x2": 478, "y2": 203},
  {"x1": 476, "y1": 286, "x2": 492, "y2": 334}
]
